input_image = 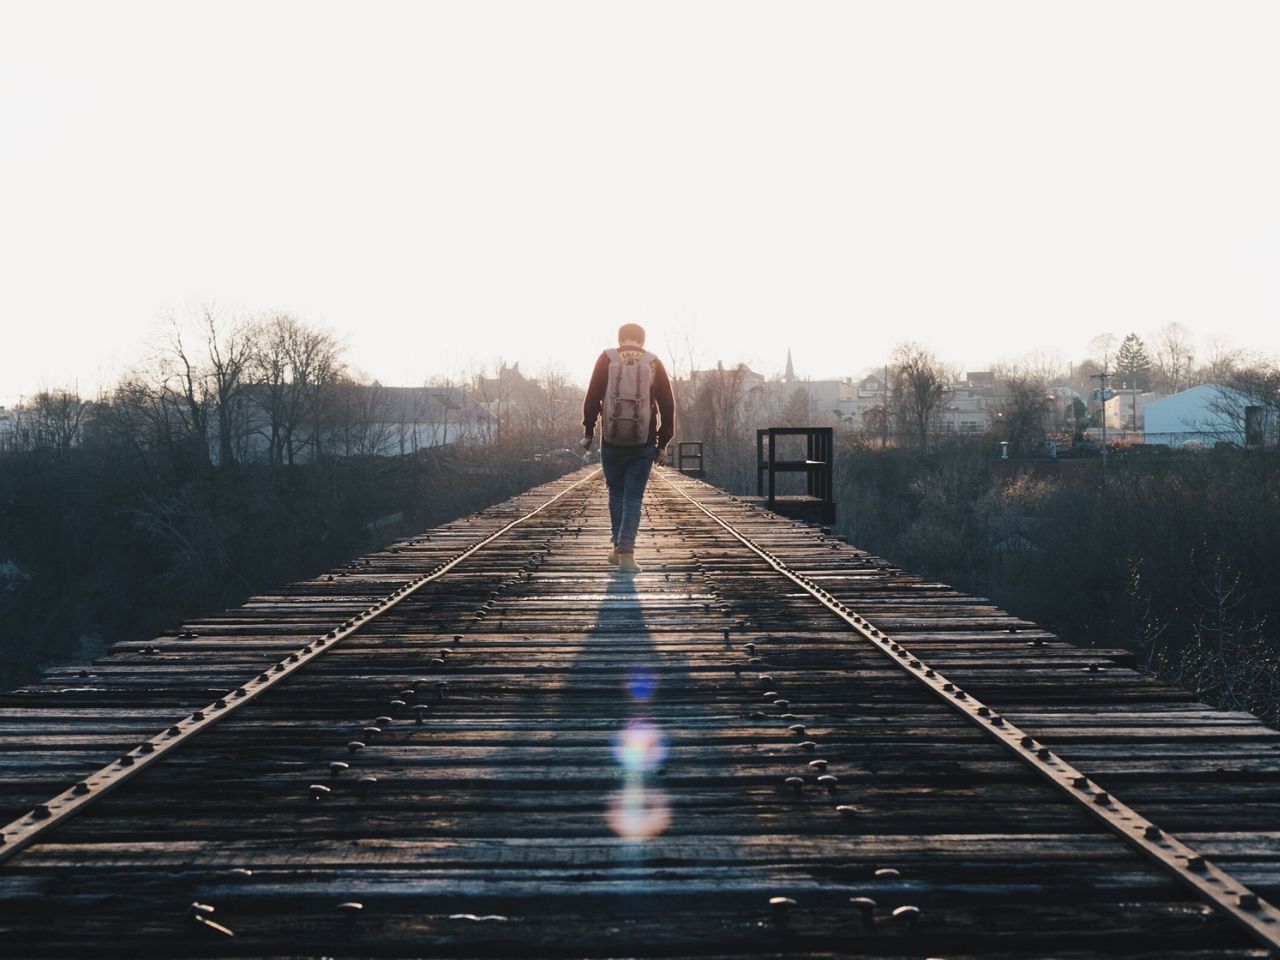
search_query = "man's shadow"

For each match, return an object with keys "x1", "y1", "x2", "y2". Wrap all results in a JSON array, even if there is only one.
[{"x1": 548, "y1": 562, "x2": 696, "y2": 860}]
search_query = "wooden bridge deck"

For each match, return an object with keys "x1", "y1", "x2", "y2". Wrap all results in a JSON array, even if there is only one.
[{"x1": 2, "y1": 467, "x2": 1279, "y2": 958}]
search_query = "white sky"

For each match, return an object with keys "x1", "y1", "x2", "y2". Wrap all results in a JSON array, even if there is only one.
[{"x1": 2, "y1": 1, "x2": 1278, "y2": 405}]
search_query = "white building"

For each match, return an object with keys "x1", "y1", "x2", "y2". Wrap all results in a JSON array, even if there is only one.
[
  {"x1": 833, "y1": 374, "x2": 889, "y2": 432},
  {"x1": 941, "y1": 381, "x2": 994, "y2": 435},
  {"x1": 774, "y1": 377, "x2": 853, "y2": 425},
  {"x1": 1103, "y1": 390, "x2": 1162, "y2": 434},
  {"x1": 239, "y1": 384, "x2": 496, "y2": 462},
  {"x1": 1144, "y1": 383, "x2": 1277, "y2": 447}
]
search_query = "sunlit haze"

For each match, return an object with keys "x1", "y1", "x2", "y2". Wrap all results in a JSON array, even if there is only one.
[{"x1": 3, "y1": 0, "x2": 1278, "y2": 406}]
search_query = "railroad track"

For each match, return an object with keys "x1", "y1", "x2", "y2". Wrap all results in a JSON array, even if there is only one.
[{"x1": 1, "y1": 466, "x2": 1279, "y2": 958}]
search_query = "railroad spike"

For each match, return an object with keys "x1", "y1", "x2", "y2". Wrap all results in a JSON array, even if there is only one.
[
  {"x1": 891, "y1": 904, "x2": 921, "y2": 926},
  {"x1": 849, "y1": 896, "x2": 877, "y2": 916}
]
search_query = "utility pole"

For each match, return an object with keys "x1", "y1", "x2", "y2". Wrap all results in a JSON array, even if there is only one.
[{"x1": 1092, "y1": 369, "x2": 1111, "y2": 467}]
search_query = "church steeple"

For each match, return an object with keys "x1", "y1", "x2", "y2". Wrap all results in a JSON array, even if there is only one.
[{"x1": 784, "y1": 348, "x2": 796, "y2": 382}]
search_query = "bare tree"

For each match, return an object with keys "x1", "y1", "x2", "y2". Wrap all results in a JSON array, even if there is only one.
[
  {"x1": 1225, "y1": 362, "x2": 1280, "y2": 447},
  {"x1": 1152, "y1": 322, "x2": 1196, "y2": 394},
  {"x1": 159, "y1": 320, "x2": 213, "y2": 470},
  {"x1": 1123, "y1": 558, "x2": 1168, "y2": 673},
  {"x1": 201, "y1": 309, "x2": 253, "y2": 468},
  {"x1": 1007, "y1": 350, "x2": 1069, "y2": 385},
  {"x1": 328, "y1": 377, "x2": 394, "y2": 457},
  {"x1": 468, "y1": 361, "x2": 512, "y2": 446},
  {"x1": 992, "y1": 368, "x2": 1050, "y2": 456},
  {"x1": 23, "y1": 389, "x2": 91, "y2": 453},
  {"x1": 423, "y1": 374, "x2": 458, "y2": 448},
  {"x1": 535, "y1": 366, "x2": 583, "y2": 445},
  {"x1": 891, "y1": 342, "x2": 953, "y2": 452},
  {"x1": 1088, "y1": 333, "x2": 1118, "y2": 369},
  {"x1": 1169, "y1": 553, "x2": 1280, "y2": 717},
  {"x1": 250, "y1": 314, "x2": 344, "y2": 467},
  {"x1": 861, "y1": 404, "x2": 888, "y2": 439},
  {"x1": 1200, "y1": 338, "x2": 1244, "y2": 385},
  {"x1": 97, "y1": 374, "x2": 173, "y2": 470},
  {"x1": 679, "y1": 362, "x2": 766, "y2": 491}
]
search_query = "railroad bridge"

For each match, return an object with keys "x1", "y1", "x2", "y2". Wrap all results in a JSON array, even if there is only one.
[{"x1": 2, "y1": 468, "x2": 1279, "y2": 958}]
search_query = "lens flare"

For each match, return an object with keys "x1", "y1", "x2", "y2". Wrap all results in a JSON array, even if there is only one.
[
  {"x1": 606, "y1": 781, "x2": 672, "y2": 841},
  {"x1": 612, "y1": 720, "x2": 668, "y2": 773},
  {"x1": 626, "y1": 668, "x2": 657, "y2": 702}
]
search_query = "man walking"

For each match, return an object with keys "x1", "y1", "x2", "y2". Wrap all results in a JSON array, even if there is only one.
[{"x1": 580, "y1": 323, "x2": 676, "y2": 573}]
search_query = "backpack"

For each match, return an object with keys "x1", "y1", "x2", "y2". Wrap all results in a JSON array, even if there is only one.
[{"x1": 601, "y1": 348, "x2": 656, "y2": 446}]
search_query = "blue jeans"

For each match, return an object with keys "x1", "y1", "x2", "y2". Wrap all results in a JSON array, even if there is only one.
[{"x1": 601, "y1": 444, "x2": 657, "y2": 551}]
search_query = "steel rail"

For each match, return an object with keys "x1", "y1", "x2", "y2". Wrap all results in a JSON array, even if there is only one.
[
  {"x1": 0, "y1": 468, "x2": 601, "y2": 865},
  {"x1": 657, "y1": 471, "x2": 1280, "y2": 952}
]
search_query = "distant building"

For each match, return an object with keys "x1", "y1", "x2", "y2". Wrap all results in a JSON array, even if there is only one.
[
  {"x1": 793, "y1": 377, "x2": 854, "y2": 423},
  {"x1": 966, "y1": 371, "x2": 996, "y2": 392},
  {"x1": 473, "y1": 362, "x2": 538, "y2": 418},
  {"x1": 835, "y1": 374, "x2": 890, "y2": 432},
  {"x1": 687, "y1": 363, "x2": 768, "y2": 394},
  {"x1": 1103, "y1": 390, "x2": 1162, "y2": 434},
  {"x1": 681, "y1": 363, "x2": 773, "y2": 425},
  {"x1": 365, "y1": 385, "x2": 496, "y2": 453},
  {"x1": 1144, "y1": 383, "x2": 1277, "y2": 447},
  {"x1": 1045, "y1": 386, "x2": 1084, "y2": 433},
  {"x1": 941, "y1": 376, "x2": 996, "y2": 435},
  {"x1": 239, "y1": 384, "x2": 495, "y2": 462}
]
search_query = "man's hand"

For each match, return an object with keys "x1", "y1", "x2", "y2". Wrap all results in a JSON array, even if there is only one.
[
  {"x1": 578, "y1": 436, "x2": 593, "y2": 452},
  {"x1": 655, "y1": 446, "x2": 668, "y2": 467}
]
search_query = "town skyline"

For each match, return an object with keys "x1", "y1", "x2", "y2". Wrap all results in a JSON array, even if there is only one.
[{"x1": 2, "y1": 316, "x2": 1266, "y2": 411}]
